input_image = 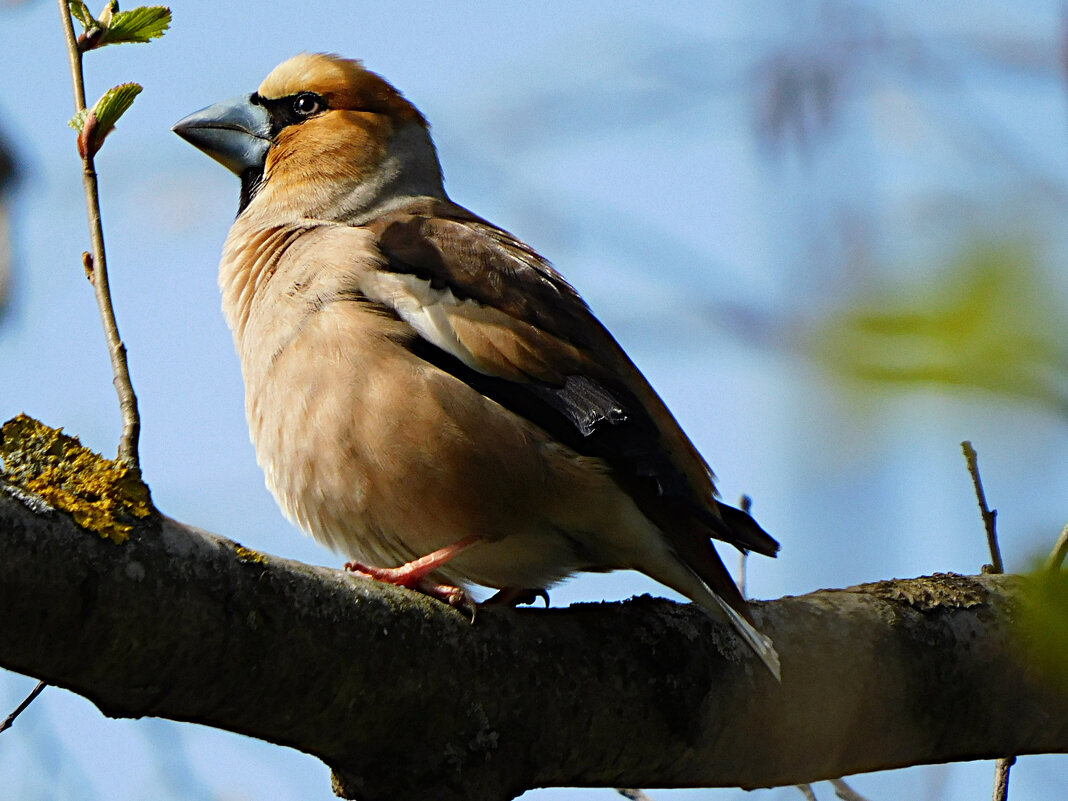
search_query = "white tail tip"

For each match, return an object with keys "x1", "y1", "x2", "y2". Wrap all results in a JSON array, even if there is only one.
[{"x1": 713, "y1": 594, "x2": 781, "y2": 681}]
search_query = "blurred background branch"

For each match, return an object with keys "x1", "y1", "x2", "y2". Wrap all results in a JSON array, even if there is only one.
[{"x1": 0, "y1": 124, "x2": 17, "y2": 323}]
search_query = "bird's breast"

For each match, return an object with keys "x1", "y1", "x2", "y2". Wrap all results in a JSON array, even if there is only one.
[{"x1": 219, "y1": 221, "x2": 654, "y2": 589}]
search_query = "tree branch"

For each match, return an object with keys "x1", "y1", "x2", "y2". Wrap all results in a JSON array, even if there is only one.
[{"x1": 1, "y1": 484, "x2": 1065, "y2": 801}]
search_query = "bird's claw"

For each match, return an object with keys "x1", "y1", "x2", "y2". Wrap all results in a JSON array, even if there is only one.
[{"x1": 484, "y1": 587, "x2": 550, "y2": 608}]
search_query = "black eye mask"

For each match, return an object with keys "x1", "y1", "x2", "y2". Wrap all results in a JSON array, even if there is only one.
[{"x1": 250, "y1": 91, "x2": 328, "y2": 137}]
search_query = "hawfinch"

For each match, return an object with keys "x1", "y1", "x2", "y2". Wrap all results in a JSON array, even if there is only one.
[{"x1": 174, "y1": 53, "x2": 781, "y2": 677}]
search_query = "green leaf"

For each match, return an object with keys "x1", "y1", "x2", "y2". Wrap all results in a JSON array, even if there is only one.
[
  {"x1": 69, "y1": 83, "x2": 143, "y2": 158},
  {"x1": 93, "y1": 82, "x2": 142, "y2": 133},
  {"x1": 97, "y1": 6, "x2": 172, "y2": 45},
  {"x1": 68, "y1": 0, "x2": 97, "y2": 28}
]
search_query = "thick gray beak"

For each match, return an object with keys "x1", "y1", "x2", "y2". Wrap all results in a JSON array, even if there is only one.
[{"x1": 173, "y1": 95, "x2": 272, "y2": 175}]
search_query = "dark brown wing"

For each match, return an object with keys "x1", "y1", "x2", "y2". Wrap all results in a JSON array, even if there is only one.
[{"x1": 361, "y1": 197, "x2": 779, "y2": 560}]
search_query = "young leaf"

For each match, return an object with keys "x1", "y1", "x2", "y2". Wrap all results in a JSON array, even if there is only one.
[
  {"x1": 68, "y1": 108, "x2": 91, "y2": 134},
  {"x1": 97, "y1": 0, "x2": 118, "y2": 27},
  {"x1": 68, "y1": 0, "x2": 97, "y2": 28},
  {"x1": 68, "y1": 83, "x2": 143, "y2": 158},
  {"x1": 71, "y1": 0, "x2": 108, "y2": 51},
  {"x1": 97, "y1": 6, "x2": 172, "y2": 46},
  {"x1": 93, "y1": 82, "x2": 142, "y2": 133}
]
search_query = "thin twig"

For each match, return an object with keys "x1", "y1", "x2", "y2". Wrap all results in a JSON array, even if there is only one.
[
  {"x1": 796, "y1": 785, "x2": 819, "y2": 801},
  {"x1": 961, "y1": 441, "x2": 1015, "y2": 800},
  {"x1": 1045, "y1": 522, "x2": 1068, "y2": 572},
  {"x1": 961, "y1": 441, "x2": 1003, "y2": 574},
  {"x1": 738, "y1": 494, "x2": 753, "y2": 597},
  {"x1": 830, "y1": 778, "x2": 874, "y2": 801},
  {"x1": 992, "y1": 755, "x2": 1015, "y2": 801},
  {"x1": 616, "y1": 790, "x2": 655, "y2": 801},
  {"x1": 57, "y1": 0, "x2": 141, "y2": 468},
  {"x1": 0, "y1": 680, "x2": 46, "y2": 734},
  {"x1": 57, "y1": 2, "x2": 86, "y2": 110}
]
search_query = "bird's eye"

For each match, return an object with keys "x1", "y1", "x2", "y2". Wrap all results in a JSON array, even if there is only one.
[{"x1": 292, "y1": 93, "x2": 324, "y2": 117}]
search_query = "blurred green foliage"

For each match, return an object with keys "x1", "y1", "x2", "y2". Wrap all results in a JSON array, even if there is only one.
[
  {"x1": 1020, "y1": 567, "x2": 1068, "y2": 692},
  {"x1": 812, "y1": 240, "x2": 1068, "y2": 417}
]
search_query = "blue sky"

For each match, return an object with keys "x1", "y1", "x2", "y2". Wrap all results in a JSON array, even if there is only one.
[{"x1": 1, "y1": 1, "x2": 1066, "y2": 800}]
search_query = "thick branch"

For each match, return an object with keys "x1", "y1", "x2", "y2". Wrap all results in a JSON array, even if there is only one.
[{"x1": 1, "y1": 484, "x2": 1065, "y2": 801}]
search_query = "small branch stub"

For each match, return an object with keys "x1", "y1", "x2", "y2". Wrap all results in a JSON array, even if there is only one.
[
  {"x1": 992, "y1": 755, "x2": 1015, "y2": 801},
  {"x1": 961, "y1": 440, "x2": 1003, "y2": 574}
]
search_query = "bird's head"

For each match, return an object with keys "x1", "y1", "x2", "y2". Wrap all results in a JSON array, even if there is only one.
[{"x1": 174, "y1": 53, "x2": 445, "y2": 221}]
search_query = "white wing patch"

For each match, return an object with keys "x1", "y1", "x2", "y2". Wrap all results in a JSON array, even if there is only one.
[{"x1": 361, "y1": 269, "x2": 490, "y2": 373}]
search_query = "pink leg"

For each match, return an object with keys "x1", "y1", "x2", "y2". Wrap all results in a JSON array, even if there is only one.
[
  {"x1": 345, "y1": 535, "x2": 482, "y2": 613},
  {"x1": 344, "y1": 534, "x2": 481, "y2": 586}
]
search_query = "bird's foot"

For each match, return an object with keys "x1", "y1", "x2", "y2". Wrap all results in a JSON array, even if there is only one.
[
  {"x1": 345, "y1": 560, "x2": 478, "y2": 620},
  {"x1": 484, "y1": 587, "x2": 550, "y2": 607},
  {"x1": 343, "y1": 559, "x2": 429, "y2": 587},
  {"x1": 343, "y1": 533, "x2": 480, "y2": 587},
  {"x1": 344, "y1": 534, "x2": 483, "y2": 619}
]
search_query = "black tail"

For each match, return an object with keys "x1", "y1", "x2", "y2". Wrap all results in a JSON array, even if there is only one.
[{"x1": 704, "y1": 501, "x2": 779, "y2": 557}]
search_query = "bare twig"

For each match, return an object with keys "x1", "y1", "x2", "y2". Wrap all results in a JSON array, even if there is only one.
[
  {"x1": 0, "y1": 679, "x2": 46, "y2": 734},
  {"x1": 992, "y1": 755, "x2": 1015, "y2": 801},
  {"x1": 796, "y1": 785, "x2": 819, "y2": 801},
  {"x1": 961, "y1": 441, "x2": 1003, "y2": 574},
  {"x1": 738, "y1": 494, "x2": 753, "y2": 596},
  {"x1": 57, "y1": 0, "x2": 141, "y2": 468},
  {"x1": 961, "y1": 441, "x2": 1015, "y2": 800},
  {"x1": 830, "y1": 777, "x2": 874, "y2": 801},
  {"x1": 1046, "y1": 522, "x2": 1068, "y2": 572}
]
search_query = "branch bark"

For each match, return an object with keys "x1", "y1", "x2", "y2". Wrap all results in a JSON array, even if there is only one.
[{"x1": 1, "y1": 483, "x2": 1065, "y2": 801}]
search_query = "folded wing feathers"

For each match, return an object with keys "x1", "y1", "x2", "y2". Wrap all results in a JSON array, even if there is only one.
[{"x1": 360, "y1": 200, "x2": 780, "y2": 560}]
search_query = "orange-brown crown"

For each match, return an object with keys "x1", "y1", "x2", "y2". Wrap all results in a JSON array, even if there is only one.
[{"x1": 258, "y1": 53, "x2": 427, "y2": 127}]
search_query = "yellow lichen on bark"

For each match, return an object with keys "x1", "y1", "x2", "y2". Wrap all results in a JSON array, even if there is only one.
[
  {"x1": 234, "y1": 544, "x2": 268, "y2": 565},
  {"x1": 0, "y1": 413, "x2": 154, "y2": 543},
  {"x1": 860, "y1": 572, "x2": 987, "y2": 611}
]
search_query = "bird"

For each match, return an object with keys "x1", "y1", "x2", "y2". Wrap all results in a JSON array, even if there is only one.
[{"x1": 173, "y1": 52, "x2": 781, "y2": 678}]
